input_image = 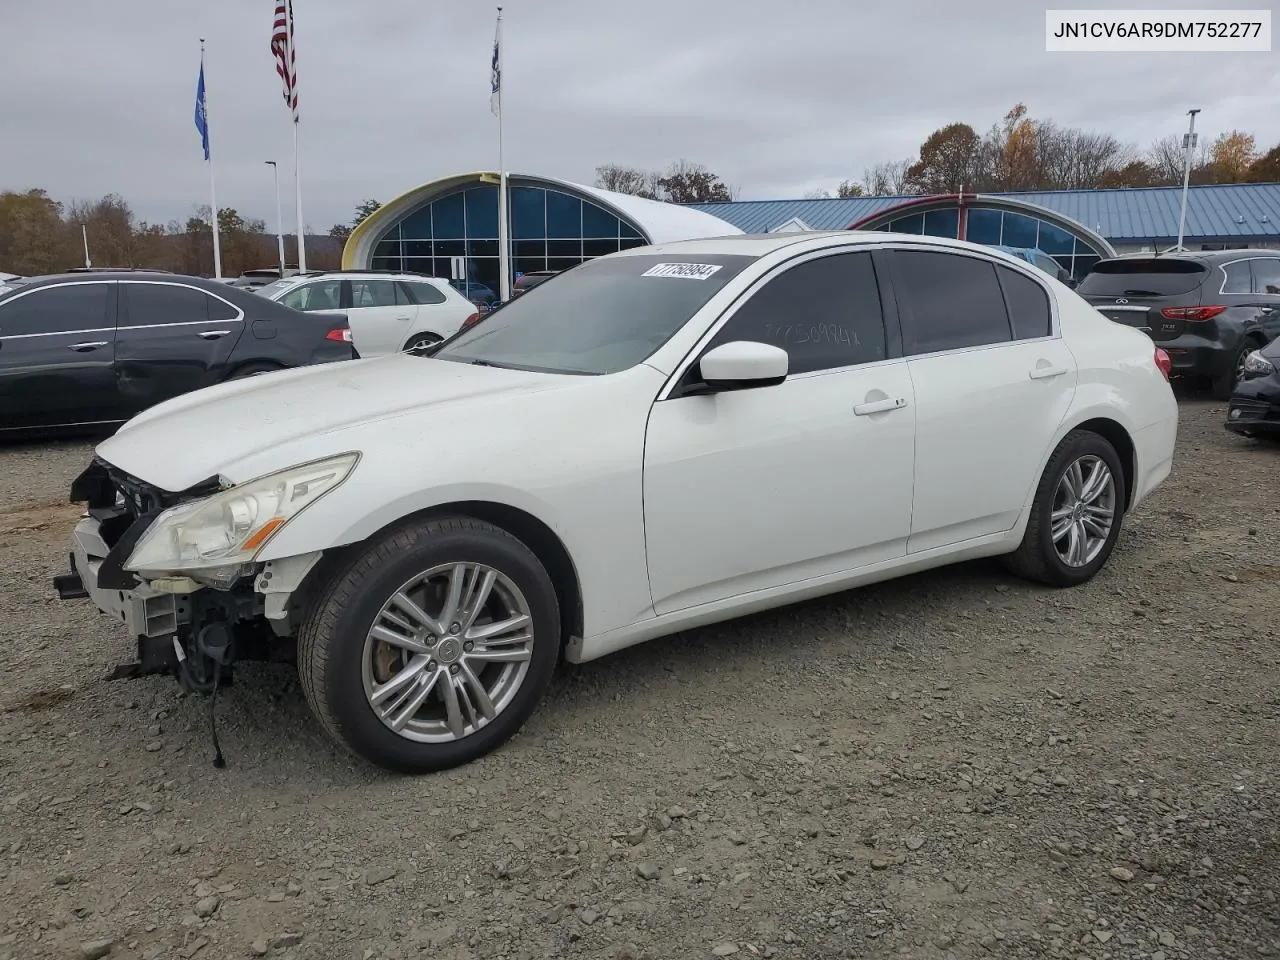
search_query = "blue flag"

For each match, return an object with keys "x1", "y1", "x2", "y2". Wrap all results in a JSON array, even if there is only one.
[{"x1": 194, "y1": 60, "x2": 210, "y2": 161}]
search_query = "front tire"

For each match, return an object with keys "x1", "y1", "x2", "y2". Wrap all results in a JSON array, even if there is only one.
[
  {"x1": 298, "y1": 516, "x2": 560, "y2": 773},
  {"x1": 1211, "y1": 341, "x2": 1255, "y2": 401},
  {"x1": 1003, "y1": 430, "x2": 1125, "y2": 587}
]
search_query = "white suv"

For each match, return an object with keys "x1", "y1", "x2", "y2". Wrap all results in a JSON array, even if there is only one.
[{"x1": 257, "y1": 271, "x2": 477, "y2": 357}]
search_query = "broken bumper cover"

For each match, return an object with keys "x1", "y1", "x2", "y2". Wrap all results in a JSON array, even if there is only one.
[{"x1": 64, "y1": 515, "x2": 182, "y2": 639}]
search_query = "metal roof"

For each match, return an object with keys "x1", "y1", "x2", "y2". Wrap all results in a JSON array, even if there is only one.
[{"x1": 689, "y1": 182, "x2": 1280, "y2": 242}]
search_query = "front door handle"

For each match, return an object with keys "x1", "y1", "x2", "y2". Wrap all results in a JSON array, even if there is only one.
[
  {"x1": 396, "y1": 315, "x2": 412, "y2": 322},
  {"x1": 198, "y1": 330, "x2": 231, "y2": 340},
  {"x1": 68, "y1": 341, "x2": 109, "y2": 352},
  {"x1": 1029, "y1": 364, "x2": 1068, "y2": 380},
  {"x1": 853, "y1": 396, "x2": 907, "y2": 416}
]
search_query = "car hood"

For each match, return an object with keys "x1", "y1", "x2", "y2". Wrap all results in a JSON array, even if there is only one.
[{"x1": 96, "y1": 355, "x2": 576, "y2": 491}]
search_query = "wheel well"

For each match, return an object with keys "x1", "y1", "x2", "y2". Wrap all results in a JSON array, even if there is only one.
[
  {"x1": 225, "y1": 360, "x2": 284, "y2": 380},
  {"x1": 299, "y1": 501, "x2": 585, "y2": 648},
  {"x1": 1071, "y1": 418, "x2": 1135, "y2": 511}
]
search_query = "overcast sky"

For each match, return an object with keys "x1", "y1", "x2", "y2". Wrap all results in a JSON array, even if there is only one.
[{"x1": 2, "y1": 0, "x2": 1277, "y2": 232}]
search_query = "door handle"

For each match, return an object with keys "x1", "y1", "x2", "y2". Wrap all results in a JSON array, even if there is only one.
[
  {"x1": 853, "y1": 396, "x2": 907, "y2": 416},
  {"x1": 68, "y1": 341, "x2": 109, "y2": 352},
  {"x1": 198, "y1": 330, "x2": 231, "y2": 340},
  {"x1": 1029, "y1": 364, "x2": 1068, "y2": 380},
  {"x1": 396, "y1": 315, "x2": 412, "y2": 321}
]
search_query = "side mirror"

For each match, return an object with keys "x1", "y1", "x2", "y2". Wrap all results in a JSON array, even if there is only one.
[{"x1": 697, "y1": 341, "x2": 788, "y2": 391}]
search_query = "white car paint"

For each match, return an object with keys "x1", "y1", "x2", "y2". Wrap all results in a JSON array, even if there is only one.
[
  {"x1": 88, "y1": 232, "x2": 1178, "y2": 671},
  {"x1": 259, "y1": 272, "x2": 475, "y2": 357}
]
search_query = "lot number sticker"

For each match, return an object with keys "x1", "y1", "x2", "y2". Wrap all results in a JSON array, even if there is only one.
[{"x1": 641, "y1": 262, "x2": 723, "y2": 280}]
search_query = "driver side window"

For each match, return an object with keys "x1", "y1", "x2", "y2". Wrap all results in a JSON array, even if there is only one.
[{"x1": 704, "y1": 251, "x2": 888, "y2": 375}]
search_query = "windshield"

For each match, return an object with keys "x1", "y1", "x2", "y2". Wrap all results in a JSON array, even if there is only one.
[
  {"x1": 1076, "y1": 259, "x2": 1208, "y2": 297},
  {"x1": 432, "y1": 253, "x2": 756, "y2": 375}
]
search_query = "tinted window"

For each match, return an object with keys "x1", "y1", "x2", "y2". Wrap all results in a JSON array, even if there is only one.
[
  {"x1": 404, "y1": 281, "x2": 446, "y2": 305},
  {"x1": 433, "y1": 253, "x2": 755, "y2": 375},
  {"x1": 1222, "y1": 261, "x2": 1252, "y2": 294},
  {"x1": 279, "y1": 280, "x2": 340, "y2": 312},
  {"x1": 894, "y1": 251, "x2": 1011, "y2": 354},
  {"x1": 0, "y1": 282, "x2": 110, "y2": 336},
  {"x1": 351, "y1": 279, "x2": 397, "y2": 308},
  {"x1": 706, "y1": 252, "x2": 887, "y2": 374},
  {"x1": 1250, "y1": 258, "x2": 1280, "y2": 295},
  {"x1": 1075, "y1": 259, "x2": 1208, "y2": 297},
  {"x1": 122, "y1": 283, "x2": 214, "y2": 327},
  {"x1": 206, "y1": 292, "x2": 239, "y2": 321},
  {"x1": 997, "y1": 266, "x2": 1052, "y2": 340}
]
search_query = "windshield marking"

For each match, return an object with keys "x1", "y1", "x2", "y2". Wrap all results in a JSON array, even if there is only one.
[{"x1": 640, "y1": 262, "x2": 724, "y2": 280}]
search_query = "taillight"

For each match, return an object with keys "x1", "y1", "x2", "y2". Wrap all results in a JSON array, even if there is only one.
[
  {"x1": 1154, "y1": 346, "x2": 1172, "y2": 381},
  {"x1": 326, "y1": 327, "x2": 353, "y2": 342},
  {"x1": 1161, "y1": 305, "x2": 1226, "y2": 322},
  {"x1": 461, "y1": 312, "x2": 481, "y2": 330}
]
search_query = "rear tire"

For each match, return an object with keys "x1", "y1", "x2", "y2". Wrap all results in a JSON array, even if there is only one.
[
  {"x1": 297, "y1": 516, "x2": 560, "y2": 774},
  {"x1": 1211, "y1": 341, "x2": 1256, "y2": 401},
  {"x1": 1002, "y1": 430, "x2": 1125, "y2": 587}
]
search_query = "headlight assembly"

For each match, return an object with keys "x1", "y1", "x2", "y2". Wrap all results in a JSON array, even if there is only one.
[
  {"x1": 125, "y1": 452, "x2": 359, "y2": 576},
  {"x1": 1241, "y1": 349, "x2": 1275, "y2": 379}
]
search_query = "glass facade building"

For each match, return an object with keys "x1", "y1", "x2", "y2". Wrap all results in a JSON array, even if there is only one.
[
  {"x1": 883, "y1": 206, "x2": 1105, "y2": 280},
  {"x1": 368, "y1": 184, "x2": 650, "y2": 295}
]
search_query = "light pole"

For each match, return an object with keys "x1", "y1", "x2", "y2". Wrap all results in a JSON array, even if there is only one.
[
  {"x1": 265, "y1": 160, "x2": 286, "y2": 277},
  {"x1": 1176, "y1": 108, "x2": 1200, "y2": 253}
]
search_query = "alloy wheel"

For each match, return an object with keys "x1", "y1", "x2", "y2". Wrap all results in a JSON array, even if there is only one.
[
  {"x1": 1050, "y1": 455, "x2": 1117, "y2": 568},
  {"x1": 361, "y1": 562, "x2": 534, "y2": 743}
]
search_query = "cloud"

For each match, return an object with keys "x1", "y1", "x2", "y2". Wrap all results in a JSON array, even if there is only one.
[{"x1": 1, "y1": 0, "x2": 1275, "y2": 228}]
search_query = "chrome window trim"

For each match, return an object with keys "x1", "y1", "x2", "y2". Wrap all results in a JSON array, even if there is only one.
[
  {"x1": 117, "y1": 278, "x2": 246, "y2": 325},
  {"x1": 655, "y1": 238, "x2": 1062, "y2": 402},
  {"x1": 0, "y1": 279, "x2": 115, "y2": 338},
  {"x1": 1217, "y1": 256, "x2": 1280, "y2": 296}
]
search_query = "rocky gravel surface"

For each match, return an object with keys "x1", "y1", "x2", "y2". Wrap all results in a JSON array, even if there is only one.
[{"x1": 1, "y1": 398, "x2": 1278, "y2": 960}]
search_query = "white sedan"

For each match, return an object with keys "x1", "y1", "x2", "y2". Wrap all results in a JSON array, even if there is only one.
[
  {"x1": 256, "y1": 270, "x2": 478, "y2": 357},
  {"x1": 57, "y1": 232, "x2": 1178, "y2": 773}
]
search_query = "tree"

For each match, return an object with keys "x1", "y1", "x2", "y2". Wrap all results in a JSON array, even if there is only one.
[
  {"x1": 0, "y1": 189, "x2": 75, "y2": 275},
  {"x1": 861, "y1": 159, "x2": 915, "y2": 196},
  {"x1": 1247, "y1": 143, "x2": 1280, "y2": 182},
  {"x1": 594, "y1": 164, "x2": 660, "y2": 199},
  {"x1": 1145, "y1": 135, "x2": 1196, "y2": 185},
  {"x1": 802, "y1": 187, "x2": 831, "y2": 199},
  {"x1": 906, "y1": 123, "x2": 982, "y2": 194},
  {"x1": 836, "y1": 180, "x2": 863, "y2": 197},
  {"x1": 1197, "y1": 130, "x2": 1258, "y2": 183},
  {"x1": 657, "y1": 160, "x2": 734, "y2": 203},
  {"x1": 330, "y1": 199, "x2": 381, "y2": 241},
  {"x1": 1098, "y1": 160, "x2": 1160, "y2": 188},
  {"x1": 329, "y1": 223, "x2": 352, "y2": 241}
]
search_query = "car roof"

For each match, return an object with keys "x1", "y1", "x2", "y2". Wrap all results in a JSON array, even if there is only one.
[
  {"x1": 9, "y1": 271, "x2": 225, "y2": 290},
  {"x1": 1097, "y1": 248, "x2": 1276, "y2": 266},
  {"x1": 610, "y1": 230, "x2": 1041, "y2": 260}
]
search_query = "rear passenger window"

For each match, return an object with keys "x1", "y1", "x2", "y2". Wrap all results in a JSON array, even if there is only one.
[
  {"x1": 123, "y1": 283, "x2": 210, "y2": 327},
  {"x1": 705, "y1": 251, "x2": 887, "y2": 374},
  {"x1": 1222, "y1": 261, "x2": 1252, "y2": 294},
  {"x1": 894, "y1": 251, "x2": 1011, "y2": 354},
  {"x1": 1251, "y1": 258, "x2": 1280, "y2": 295},
  {"x1": 206, "y1": 293, "x2": 238, "y2": 321},
  {"x1": 997, "y1": 266, "x2": 1052, "y2": 339},
  {"x1": 351, "y1": 280, "x2": 397, "y2": 307},
  {"x1": 404, "y1": 281, "x2": 446, "y2": 305}
]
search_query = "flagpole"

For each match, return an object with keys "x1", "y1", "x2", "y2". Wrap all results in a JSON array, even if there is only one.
[
  {"x1": 200, "y1": 39, "x2": 223, "y2": 279},
  {"x1": 289, "y1": 1, "x2": 306, "y2": 273},
  {"x1": 495, "y1": 6, "x2": 510, "y2": 302}
]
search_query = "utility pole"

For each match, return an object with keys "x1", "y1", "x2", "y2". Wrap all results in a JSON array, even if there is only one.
[{"x1": 1176, "y1": 108, "x2": 1200, "y2": 253}]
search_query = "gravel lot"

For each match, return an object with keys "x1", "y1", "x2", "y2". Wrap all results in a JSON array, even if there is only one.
[{"x1": 1, "y1": 397, "x2": 1278, "y2": 960}]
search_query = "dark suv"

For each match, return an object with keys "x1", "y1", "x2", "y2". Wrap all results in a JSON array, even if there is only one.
[{"x1": 1076, "y1": 250, "x2": 1280, "y2": 399}]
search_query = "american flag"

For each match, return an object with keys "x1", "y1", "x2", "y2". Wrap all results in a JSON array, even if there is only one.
[{"x1": 271, "y1": 0, "x2": 298, "y2": 121}]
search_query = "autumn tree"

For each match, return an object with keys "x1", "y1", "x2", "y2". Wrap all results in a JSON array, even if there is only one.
[
  {"x1": 1098, "y1": 160, "x2": 1161, "y2": 188},
  {"x1": 906, "y1": 123, "x2": 983, "y2": 193},
  {"x1": 0, "y1": 190, "x2": 77, "y2": 275},
  {"x1": 836, "y1": 180, "x2": 863, "y2": 197},
  {"x1": 1247, "y1": 143, "x2": 1280, "y2": 182},
  {"x1": 657, "y1": 160, "x2": 735, "y2": 203},
  {"x1": 66, "y1": 193, "x2": 137, "y2": 267},
  {"x1": 1194, "y1": 130, "x2": 1258, "y2": 184}
]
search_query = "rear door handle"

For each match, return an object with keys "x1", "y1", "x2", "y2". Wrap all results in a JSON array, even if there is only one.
[
  {"x1": 853, "y1": 397, "x2": 907, "y2": 416},
  {"x1": 198, "y1": 330, "x2": 231, "y2": 340},
  {"x1": 68, "y1": 341, "x2": 109, "y2": 352},
  {"x1": 1029, "y1": 364, "x2": 1068, "y2": 380}
]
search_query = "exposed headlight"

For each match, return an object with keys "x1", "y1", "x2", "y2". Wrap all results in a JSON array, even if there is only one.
[
  {"x1": 124, "y1": 453, "x2": 359, "y2": 576},
  {"x1": 1241, "y1": 350, "x2": 1275, "y2": 379}
]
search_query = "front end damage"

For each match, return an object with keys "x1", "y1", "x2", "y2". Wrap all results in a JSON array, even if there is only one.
[{"x1": 55, "y1": 458, "x2": 322, "y2": 697}]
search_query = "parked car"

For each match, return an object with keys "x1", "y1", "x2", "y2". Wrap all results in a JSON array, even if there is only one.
[
  {"x1": 0, "y1": 272, "x2": 20, "y2": 285},
  {"x1": 1225, "y1": 336, "x2": 1280, "y2": 437},
  {"x1": 993, "y1": 246, "x2": 1074, "y2": 287},
  {"x1": 55, "y1": 233, "x2": 1177, "y2": 774},
  {"x1": 0, "y1": 271, "x2": 355, "y2": 436},
  {"x1": 511, "y1": 270, "x2": 559, "y2": 296},
  {"x1": 1076, "y1": 250, "x2": 1280, "y2": 399},
  {"x1": 449, "y1": 279, "x2": 498, "y2": 310},
  {"x1": 258, "y1": 270, "x2": 478, "y2": 356}
]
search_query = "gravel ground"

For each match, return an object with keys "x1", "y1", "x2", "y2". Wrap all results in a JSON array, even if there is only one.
[{"x1": 1, "y1": 397, "x2": 1278, "y2": 960}]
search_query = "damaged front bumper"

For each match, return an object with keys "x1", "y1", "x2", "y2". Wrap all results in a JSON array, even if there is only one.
[{"x1": 55, "y1": 459, "x2": 322, "y2": 685}]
